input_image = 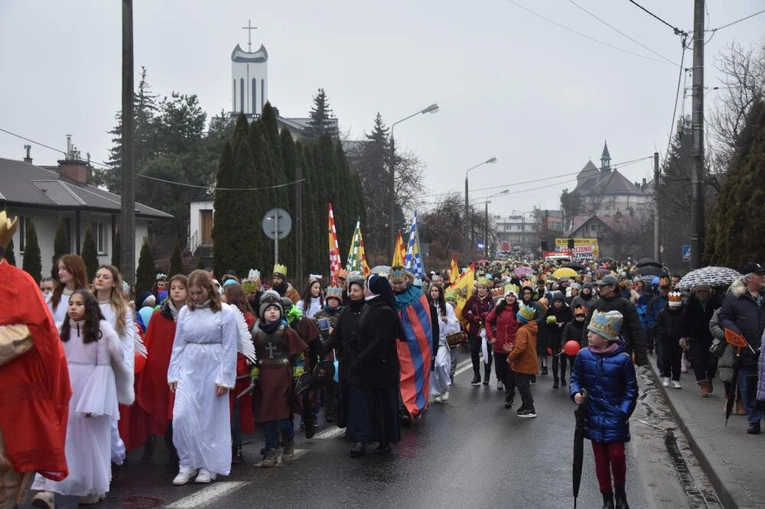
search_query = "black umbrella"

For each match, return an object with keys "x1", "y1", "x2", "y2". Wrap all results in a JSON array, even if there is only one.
[
  {"x1": 573, "y1": 389, "x2": 587, "y2": 508},
  {"x1": 636, "y1": 258, "x2": 662, "y2": 268},
  {"x1": 564, "y1": 262, "x2": 585, "y2": 271},
  {"x1": 637, "y1": 265, "x2": 663, "y2": 277},
  {"x1": 599, "y1": 257, "x2": 616, "y2": 265}
]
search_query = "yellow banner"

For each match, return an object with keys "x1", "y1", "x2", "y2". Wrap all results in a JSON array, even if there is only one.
[{"x1": 555, "y1": 238, "x2": 599, "y2": 247}]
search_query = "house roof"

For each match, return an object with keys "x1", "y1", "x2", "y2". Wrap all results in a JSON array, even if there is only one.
[
  {"x1": 565, "y1": 213, "x2": 642, "y2": 236},
  {"x1": 231, "y1": 44, "x2": 268, "y2": 63},
  {"x1": 0, "y1": 158, "x2": 172, "y2": 219},
  {"x1": 601, "y1": 141, "x2": 610, "y2": 160},
  {"x1": 589, "y1": 169, "x2": 647, "y2": 196}
]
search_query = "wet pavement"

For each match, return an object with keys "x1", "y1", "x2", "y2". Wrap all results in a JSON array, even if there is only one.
[{"x1": 23, "y1": 349, "x2": 719, "y2": 509}]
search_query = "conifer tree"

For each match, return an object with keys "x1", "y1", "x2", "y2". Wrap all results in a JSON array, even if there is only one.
[
  {"x1": 111, "y1": 228, "x2": 121, "y2": 271},
  {"x1": 136, "y1": 237, "x2": 156, "y2": 294},
  {"x1": 52, "y1": 220, "x2": 70, "y2": 277},
  {"x1": 303, "y1": 88, "x2": 339, "y2": 141},
  {"x1": 169, "y1": 236, "x2": 183, "y2": 276},
  {"x1": 81, "y1": 227, "x2": 99, "y2": 283},
  {"x1": 5, "y1": 238, "x2": 15, "y2": 266},
  {"x1": 22, "y1": 219, "x2": 42, "y2": 283}
]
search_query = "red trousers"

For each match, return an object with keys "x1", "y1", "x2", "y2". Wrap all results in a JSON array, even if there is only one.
[{"x1": 592, "y1": 441, "x2": 626, "y2": 493}]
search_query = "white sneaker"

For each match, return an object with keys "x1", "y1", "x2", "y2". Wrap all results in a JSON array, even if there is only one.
[
  {"x1": 434, "y1": 395, "x2": 442, "y2": 403},
  {"x1": 195, "y1": 468, "x2": 214, "y2": 483},
  {"x1": 441, "y1": 391, "x2": 449, "y2": 402},
  {"x1": 31, "y1": 491, "x2": 55, "y2": 509},
  {"x1": 672, "y1": 381, "x2": 682, "y2": 390},
  {"x1": 663, "y1": 377, "x2": 670, "y2": 387},
  {"x1": 172, "y1": 469, "x2": 197, "y2": 486}
]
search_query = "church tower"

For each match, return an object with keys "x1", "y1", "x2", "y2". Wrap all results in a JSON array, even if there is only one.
[
  {"x1": 600, "y1": 141, "x2": 611, "y2": 172},
  {"x1": 231, "y1": 20, "x2": 268, "y2": 117}
]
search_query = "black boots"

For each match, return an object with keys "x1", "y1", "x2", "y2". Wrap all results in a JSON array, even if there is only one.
[
  {"x1": 232, "y1": 444, "x2": 243, "y2": 465},
  {"x1": 615, "y1": 486, "x2": 629, "y2": 509},
  {"x1": 350, "y1": 443, "x2": 366, "y2": 458},
  {"x1": 482, "y1": 370, "x2": 490, "y2": 386},
  {"x1": 602, "y1": 492, "x2": 615, "y2": 509},
  {"x1": 471, "y1": 373, "x2": 481, "y2": 386},
  {"x1": 553, "y1": 377, "x2": 559, "y2": 389}
]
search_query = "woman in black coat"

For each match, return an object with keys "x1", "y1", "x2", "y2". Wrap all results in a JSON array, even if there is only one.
[{"x1": 347, "y1": 275, "x2": 403, "y2": 457}]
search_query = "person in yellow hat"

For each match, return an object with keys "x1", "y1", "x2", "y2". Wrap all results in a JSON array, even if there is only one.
[{"x1": 271, "y1": 264, "x2": 300, "y2": 304}]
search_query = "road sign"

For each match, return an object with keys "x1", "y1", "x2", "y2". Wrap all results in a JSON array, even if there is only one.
[
  {"x1": 262, "y1": 208, "x2": 292, "y2": 240},
  {"x1": 682, "y1": 245, "x2": 691, "y2": 263}
]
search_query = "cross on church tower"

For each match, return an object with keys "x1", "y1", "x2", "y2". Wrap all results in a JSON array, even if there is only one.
[{"x1": 241, "y1": 19, "x2": 257, "y2": 52}]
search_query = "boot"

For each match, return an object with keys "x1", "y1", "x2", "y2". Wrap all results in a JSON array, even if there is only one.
[
  {"x1": 261, "y1": 448, "x2": 279, "y2": 467},
  {"x1": 281, "y1": 439, "x2": 295, "y2": 464},
  {"x1": 482, "y1": 369, "x2": 490, "y2": 386},
  {"x1": 471, "y1": 372, "x2": 481, "y2": 386},
  {"x1": 614, "y1": 486, "x2": 629, "y2": 508},
  {"x1": 142, "y1": 435, "x2": 156, "y2": 461},
  {"x1": 553, "y1": 375, "x2": 559, "y2": 389},
  {"x1": 602, "y1": 492, "x2": 615, "y2": 509},
  {"x1": 561, "y1": 375, "x2": 567, "y2": 386},
  {"x1": 349, "y1": 442, "x2": 366, "y2": 458},
  {"x1": 231, "y1": 444, "x2": 243, "y2": 465}
]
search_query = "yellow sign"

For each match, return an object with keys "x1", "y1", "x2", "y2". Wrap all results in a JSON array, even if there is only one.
[
  {"x1": 555, "y1": 238, "x2": 600, "y2": 260},
  {"x1": 555, "y1": 238, "x2": 599, "y2": 247}
]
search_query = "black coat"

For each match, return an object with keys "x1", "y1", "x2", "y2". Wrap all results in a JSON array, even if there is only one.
[
  {"x1": 542, "y1": 303, "x2": 573, "y2": 350},
  {"x1": 684, "y1": 296, "x2": 720, "y2": 347},
  {"x1": 718, "y1": 282, "x2": 765, "y2": 367},
  {"x1": 582, "y1": 294, "x2": 649, "y2": 366},
  {"x1": 655, "y1": 306, "x2": 688, "y2": 342},
  {"x1": 325, "y1": 301, "x2": 364, "y2": 382},
  {"x1": 349, "y1": 297, "x2": 400, "y2": 389}
]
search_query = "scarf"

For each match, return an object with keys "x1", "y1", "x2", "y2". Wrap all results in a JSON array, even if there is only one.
[
  {"x1": 258, "y1": 319, "x2": 281, "y2": 335},
  {"x1": 168, "y1": 300, "x2": 180, "y2": 321},
  {"x1": 195, "y1": 299, "x2": 211, "y2": 309},
  {"x1": 272, "y1": 281, "x2": 288, "y2": 296},
  {"x1": 323, "y1": 303, "x2": 342, "y2": 314},
  {"x1": 588, "y1": 342, "x2": 619, "y2": 355}
]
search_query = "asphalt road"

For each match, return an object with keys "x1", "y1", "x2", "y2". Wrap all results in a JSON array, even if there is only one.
[{"x1": 25, "y1": 349, "x2": 697, "y2": 509}]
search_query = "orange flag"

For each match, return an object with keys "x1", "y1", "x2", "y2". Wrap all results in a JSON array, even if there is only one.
[{"x1": 725, "y1": 328, "x2": 755, "y2": 354}]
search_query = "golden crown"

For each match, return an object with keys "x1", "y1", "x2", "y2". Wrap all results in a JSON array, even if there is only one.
[
  {"x1": 273, "y1": 264, "x2": 288, "y2": 277},
  {"x1": 668, "y1": 291, "x2": 683, "y2": 302},
  {"x1": 0, "y1": 211, "x2": 18, "y2": 252}
]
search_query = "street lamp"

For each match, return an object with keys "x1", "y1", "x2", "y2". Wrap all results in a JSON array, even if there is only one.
[
  {"x1": 473, "y1": 189, "x2": 509, "y2": 258},
  {"x1": 463, "y1": 157, "x2": 497, "y2": 263},
  {"x1": 389, "y1": 103, "x2": 439, "y2": 257}
]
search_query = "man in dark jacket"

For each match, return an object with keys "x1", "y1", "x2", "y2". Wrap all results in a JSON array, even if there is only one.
[
  {"x1": 718, "y1": 262, "x2": 765, "y2": 435},
  {"x1": 583, "y1": 275, "x2": 649, "y2": 367}
]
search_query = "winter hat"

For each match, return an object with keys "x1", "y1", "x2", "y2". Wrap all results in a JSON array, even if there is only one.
[
  {"x1": 550, "y1": 291, "x2": 564, "y2": 302},
  {"x1": 444, "y1": 293, "x2": 458, "y2": 304},
  {"x1": 259, "y1": 294, "x2": 284, "y2": 320},
  {"x1": 516, "y1": 305, "x2": 536, "y2": 324},
  {"x1": 587, "y1": 310, "x2": 623, "y2": 342},
  {"x1": 668, "y1": 291, "x2": 683, "y2": 308},
  {"x1": 136, "y1": 291, "x2": 155, "y2": 309}
]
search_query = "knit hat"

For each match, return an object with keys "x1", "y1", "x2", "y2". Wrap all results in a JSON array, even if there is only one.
[
  {"x1": 516, "y1": 305, "x2": 536, "y2": 324},
  {"x1": 259, "y1": 293, "x2": 284, "y2": 320},
  {"x1": 668, "y1": 291, "x2": 683, "y2": 307},
  {"x1": 550, "y1": 291, "x2": 564, "y2": 302},
  {"x1": 445, "y1": 293, "x2": 458, "y2": 303},
  {"x1": 587, "y1": 310, "x2": 623, "y2": 342},
  {"x1": 326, "y1": 286, "x2": 343, "y2": 302}
]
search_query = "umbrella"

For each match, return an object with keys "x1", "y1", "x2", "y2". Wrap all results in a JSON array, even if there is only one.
[
  {"x1": 599, "y1": 257, "x2": 616, "y2": 264},
  {"x1": 636, "y1": 258, "x2": 662, "y2": 268},
  {"x1": 553, "y1": 267, "x2": 580, "y2": 280},
  {"x1": 573, "y1": 389, "x2": 587, "y2": 509},
  {"x1": 514, "y1": 266, "x2": 534, "y2": 278},
  {"x1": 637, "y1": 265, "x2": 663, "y2": 277},
  {"x1": 564, "y1": 262, "x2": 585, "y2": 271},
  {"x1": 370, "y1": 265, "x2": 391, "y2": 275},
  {"x1": 676, "y1": 266, "x2": 742, "y2": 291}
]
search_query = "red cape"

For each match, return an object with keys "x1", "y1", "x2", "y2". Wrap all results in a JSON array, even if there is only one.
[
  {"x1": 136, "y1": 310, "x2": 176, "y2": 436},
  {"x1": 0, "y1": 262, "x2": 71, "y2": 480}
]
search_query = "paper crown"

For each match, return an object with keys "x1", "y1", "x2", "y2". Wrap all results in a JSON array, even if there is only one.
[
  {"x1": 504, "y1": 284, "x2": 520, "y2": 297},
  {"x1": 659, "y1": 276, "x2": 671, "y2": 287},
  {"x1": 491, "y1": 287, "x2": 504, "y2": 297},
  {"x1": 247, "y1": 269, "x2": 261, "y2": 281},
  {"x1": 325, "y1": 285, "x2": 343, "y2": 300},
  {"x1": 573, "y1": 305, "x2": 587, "y2": 316},
  {"x1": 0, "y1": 211, "x2": 18, "y2": 252},
  {"x1": 516, "y1": 305, "x2": 537, "y2": 323},
  {"x1": 587, "y1": 310, "x2": 623, "y2": 342},
  {"x1": 389, "y1": 266, "x2": 407, "y2": 282},
  {"x1": 337, "y1": 269, "x2": 349, "y2": 279},
  {"x1": 668, "y1": 291, "x2": 683, "y2": 307},
  {"x1": 156, "y1": 272, "x2": 168, "y2": 281},
  {"x1": 308, "y1": 274, "x2": 323, "y2": 283},
  {"x1": 347, "y1": 271, "x2": 364, "y2": 284},
  {"x1": 476, "y1": 277, "x2": 491, "y2": 287},
  {"x1": 273, "y1": 264, "x2": 288, "y2": 277}
]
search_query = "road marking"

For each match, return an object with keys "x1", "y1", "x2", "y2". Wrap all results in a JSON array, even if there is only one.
[
  {"x1": 313, "y1": 426, "x2": 345, "y2": 440},
  {"x1": 165, "y1": 481, "x2": 248, "y2": 508},
  {"x1": 253, "y1": 448, "x2": 308, "y2": 467},
  {"x1": 454, "y1": 356, "x2": 488, "y2": 376}
]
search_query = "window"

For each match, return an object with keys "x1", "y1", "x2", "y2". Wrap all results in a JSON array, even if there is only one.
[
  {"x1": 18, "y1": 216, "x2": 27, "y2": 252},
  {"x1": 590, "y1": 224, "x2": 597, "y2": 231},
  {"x1": 239, "y1": 78, "x2": 244, "y2": 113},
  {"x1": 90, "y1": 221, "x2": 107, "y2": 255},
  {"x1": 232, "y1": 80, "x2": 236, "y2": 111},
  {"x1": 261, "y1": 79, "x2": 265, "y2": 109},
  {"x1": 252, "y1": 78, "x2": 257, "y2": 115}
]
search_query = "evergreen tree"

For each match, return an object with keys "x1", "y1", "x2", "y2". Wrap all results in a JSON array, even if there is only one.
[
  {"x1": 136, "y1": 237, "x2": 156, "y2": 293},
  {"x1": 303, "y1": 88, "x2": 339, "y2": 141},
  {"x1": 169, "y1": 236, "x2": 183, "y2": 276},
  {"x1": 111, "y1": 228, "x2": 121, "y2": 271},
  {"x1": 5, "y1": 238, "x2": 15, "y2": 266},
  {"x1": 81, "y1": 227, "x2": 99, "y2": 282},
  {"x1": 52, "y1": 219, "x2": 70, "y2": 277},
  {"x1": 706, "y1": 100, "x2": 765, "y2": 266},
  {"x1": 22, "y1": 220, "x2": 42, "y2": 283}
]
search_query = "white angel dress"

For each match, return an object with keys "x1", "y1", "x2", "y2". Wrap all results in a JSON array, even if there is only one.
[
  {"x1": 32, "y1": 320, "x2": 123, "y2": 497},
  {"x1": 168, "y1": 302, "x2": 238, "y2": 477},
  {"x1": 430, "y1": 302, "x2": 460, "y2": 397}
]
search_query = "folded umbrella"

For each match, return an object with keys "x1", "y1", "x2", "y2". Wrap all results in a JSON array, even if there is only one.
[{"x1": 573, "y1": 389, "x2": 587, "y2": 509}]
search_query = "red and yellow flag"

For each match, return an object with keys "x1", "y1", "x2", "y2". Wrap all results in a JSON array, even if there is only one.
[
  {"x1": 392, "y1": 231, "x2": 406, "y2": 267},
  {"x1": 328, "y1": 203, "x2": 342, "y2": 283},
  {"x1": 449, "y1": 255, "x2": 460, "y2": 283}
]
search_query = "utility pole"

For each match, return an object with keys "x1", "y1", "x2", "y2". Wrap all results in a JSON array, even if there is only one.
[
  {"x1": 689, "y1": 0, "x2": 705, "y2": 269},
  {"x1": 464, "y1": 177, "x2": 470, "y2": 264},
  {"x1": 484, "y1": 201, "x2": 489, "y2": 259},
  {"x1": 388, "y1": 135, "x2": 395, "y2": 260},
  {"x1": 120, "y1": 0, "x2": 136, "y2": 284},
  {"x1": 653, "y1": 152, "x2": 661, "y2": 263},
  {"x1": 295, "y1": 166, "x2": 304, "y2": 284}
]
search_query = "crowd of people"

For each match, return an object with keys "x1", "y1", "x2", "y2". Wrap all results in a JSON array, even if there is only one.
[{"x1": 2, "y1": 205, "x2": 764, "y2": 509}]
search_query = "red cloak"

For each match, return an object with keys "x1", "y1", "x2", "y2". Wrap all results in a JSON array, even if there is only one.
[
  {"x1": 0, "y1": 261, "x2": 71, "y2": 481},
  {"x1": 135, "y1": 309, "x2": 176, "y2": 436}
]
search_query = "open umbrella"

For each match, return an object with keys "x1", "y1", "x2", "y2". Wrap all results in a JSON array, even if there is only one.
[
  {"x1": 637, "y1": 265, "x2": 663, "y2": 277},
  {"x1": 636, "y1": 258, "x2": 662, "y2": 268},
  {"x1": 599, "y1": 257, "x2": 616, "y2": 265},
  {"x1": 676, "y1": 266, "x2": 742, "y2": 291},
  {"x1": 514, "y1": 266, "x2": 534, "y2": 278},
  {"x1": 564, "y1": 262, "x2": 585, "y2": 271},
  {"x1": 553, "y1": 267, "x2": 580, "y2": 280},
  {"x1": 573, "y1": 389, "x2": 587, "y2": 509}
]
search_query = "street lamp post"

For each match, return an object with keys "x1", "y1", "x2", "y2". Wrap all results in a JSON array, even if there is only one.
[
  {"x1": 463, "y1": 157, "x2": 497, "y2": 264},
  {"x1": 389, "y1": 103, "x2": 439, "y2": 258},
  {"x1": 472, "y1": 189, "x2": 509, "y2": 259}
]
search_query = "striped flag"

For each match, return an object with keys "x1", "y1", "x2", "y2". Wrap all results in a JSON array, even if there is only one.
[
  {"x1": 392, "y1": 231, "x2": 406, "y2": 267},
  {"x1": 328, "y1": 203, "x2": 342, "y2": 283},
  {"x1": 346, "y1": 219, "x2": 370, "y2": 276},
  {"x1": 404, "y1": 210, "x2": 425, "y2": 278}
]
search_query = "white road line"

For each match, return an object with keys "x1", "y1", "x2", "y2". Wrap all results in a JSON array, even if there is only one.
[
  {"x1": 165, "y1": 481, "x2": 248, "y2": 508},
  {"x1": 313, "y1": 426, "x2": 345, "y2": 440},
  {"x1": 253, "y1": 448, "x2": 308, "y2": 467},
  {"x1": 454, "y1": 355, "x2": 488, "y2": 376}
]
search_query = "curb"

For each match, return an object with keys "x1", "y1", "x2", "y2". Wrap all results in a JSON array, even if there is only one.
[{"x1": 648, "y1": 362, "x2": 739, "y2": 509}]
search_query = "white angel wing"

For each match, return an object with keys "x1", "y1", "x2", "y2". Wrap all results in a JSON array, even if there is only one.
[{"x1": 233, "y1": 307, "x2": 256, "y2": 363}]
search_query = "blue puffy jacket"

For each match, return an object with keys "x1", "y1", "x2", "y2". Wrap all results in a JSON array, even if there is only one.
[{"x1": 569, "y1": 342, "x2": 638, "y2": 443}]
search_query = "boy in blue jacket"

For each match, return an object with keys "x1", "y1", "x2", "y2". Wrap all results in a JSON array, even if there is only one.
[{"x1": 570, "y1": 310, "x2": 639, "y2": 509}]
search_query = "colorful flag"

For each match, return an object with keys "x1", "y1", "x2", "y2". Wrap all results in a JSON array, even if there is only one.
[
  {"x1": 724, "y1": 328, "x2": 756, "y2": 354},
  {"x1": 328, "y1": 204, "x2": 342, "y2": 283},
  {"x1": 396, "y1": 290, "x2": 433, "y2": 419},
  {"x1": 392, "y1": 232, "x2": 406, "y2": 267},
  {"x1": 346, "y1": 219, "x2": 370, "y2": 277},
  {"x1": 447, "y1": 263, "x2": 475, "y2": 329},
  {"x1": 404, "y1": 211, "x2": 425, "y2": 278},
  {"x1": 449, "y1": 255, "x2": 459, "y2": 283}
]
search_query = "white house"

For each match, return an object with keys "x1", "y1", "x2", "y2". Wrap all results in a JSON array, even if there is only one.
[{"x1": 0, "y1": 155, "x2": 172, "y2": 278}]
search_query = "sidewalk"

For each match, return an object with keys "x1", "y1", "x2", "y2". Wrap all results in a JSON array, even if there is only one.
[{"x1": 650, "y1": 358, "x2": 765, "y2": 509}]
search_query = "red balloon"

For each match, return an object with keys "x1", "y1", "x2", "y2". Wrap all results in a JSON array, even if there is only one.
[{"x1": 563, "y1": 340, "x2": 581, "y2": 357}]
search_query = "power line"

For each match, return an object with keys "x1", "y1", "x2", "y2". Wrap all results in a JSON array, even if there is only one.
[
  {"x1": 567, "y1": 0, "x2": 678, "y2": 66},
  {"x1": 664, "y1": 36, "x2": 689, "y2": 163},
  {"x1": 707, "y1": 8, "x2": 765, "y2": 32},
  {"x1": 505, "y1": 0, "x2": 677, "y2": 66},
  {"x1": 0, "y1": 128, "x2": 66, "y2": 156},
  {"x1": 626, "y1": 0, "x2": 688, "y2": 37}
]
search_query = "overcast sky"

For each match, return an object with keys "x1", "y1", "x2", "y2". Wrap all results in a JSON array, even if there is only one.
[{"x1": 1, "y1": 0, "x2": 762, "y2": 216}]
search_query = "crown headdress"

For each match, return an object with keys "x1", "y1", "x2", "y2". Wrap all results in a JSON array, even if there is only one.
[
  {"x1": 326, "y1": 285, "x2": 343, "y2": 300},
  {"x1": 273, "y1": 264, "x2": 288, "y2": 277}
]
